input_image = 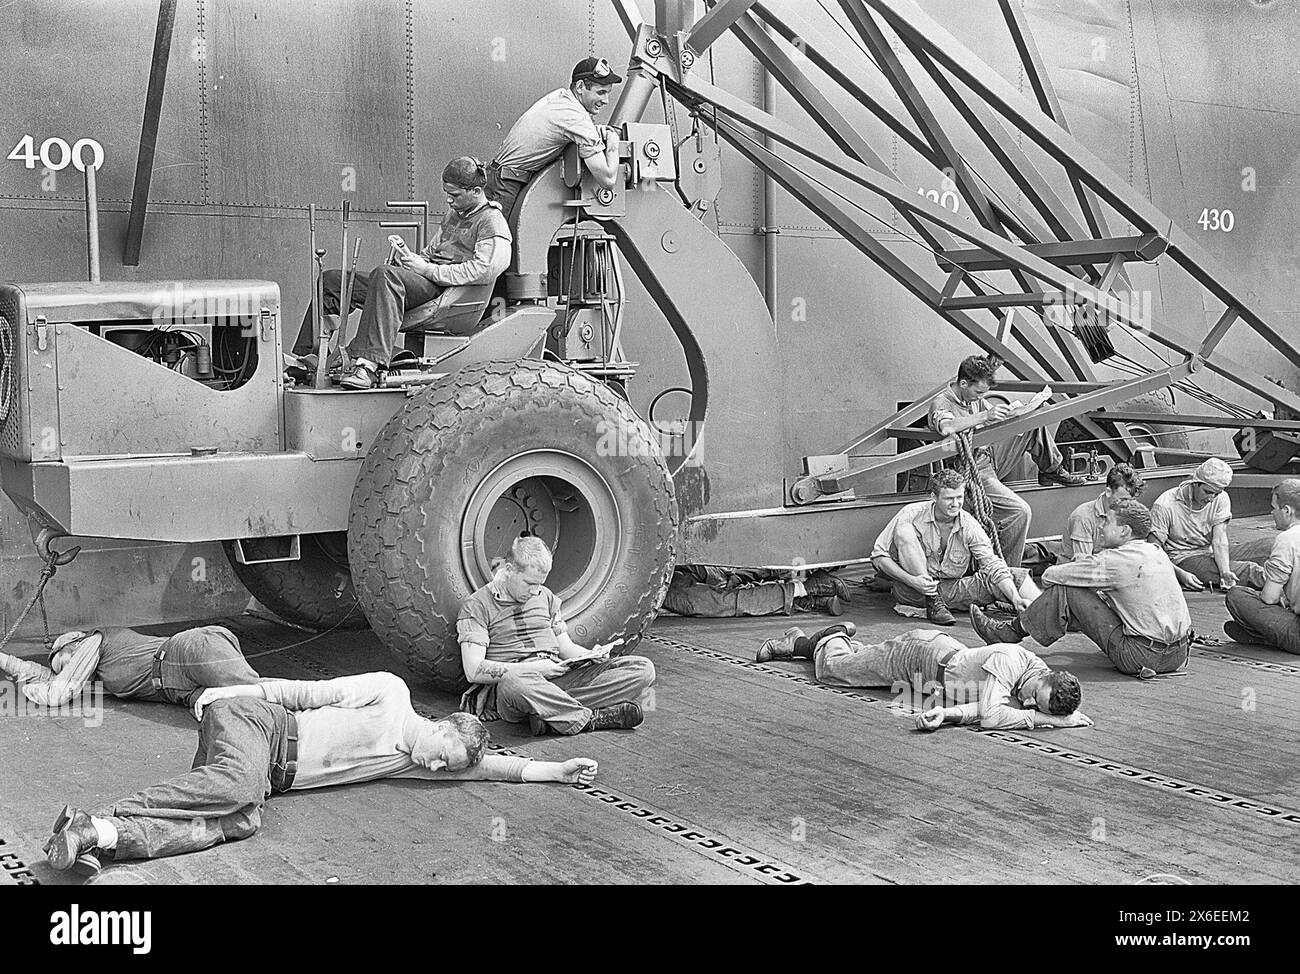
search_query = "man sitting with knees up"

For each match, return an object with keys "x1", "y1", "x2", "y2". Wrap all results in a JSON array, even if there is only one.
[
  {"x1": 458, "y1": 536, "x2": 655, "y2": 735},
  {"x1": 288, "y1": 156, "x2": 512, "y2": 389},
  {"x1": 1149, "y1": 457, "x2": 1265, "y2": 591},
  {"x1": 971, "y1": 498, "x2": 1193, "y2": 678},
  {"x1": 755, "y1": 622, "x2": 1089, "y2": 731},
  {"x1": 871, "y1": 467, "x2": 1041, "y2": 626},
  {"x1": 1224, "y1": 478, "x2": 1300, "y2": 654}
]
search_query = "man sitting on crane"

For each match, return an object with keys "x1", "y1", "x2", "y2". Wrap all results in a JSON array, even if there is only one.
[
  {"x1": 0, "y1": 624, "x2": 262, "y2": 713},
  {"x1": 458, "y1": 535, "x2": 655, "y2": 736},
  {"x1": 287, "y1": 157, "x2": 512, "y2": 390},
  {"x1": 754, "y1": 622, "x2": 1091, "y2": 732},
  {"x1": 486, "y1": 57, "x2": 625, "y2": 220},
  {"x1": 929, "y1": 354, "x2": 1085, "y2": 567},
  {"x1": 871, "y1": 468, "x2": 1041, "y2": 626},
  {"x1": 1148, "y1": 457, "x2": 1266, "y2": 592}
]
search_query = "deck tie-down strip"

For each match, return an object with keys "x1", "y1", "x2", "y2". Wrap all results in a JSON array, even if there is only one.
[
  {"x1": 648, "y1": 634, "x2": 1300, "y2": 828},
  {"x1": 0, "y1": 836, "x2": 38, "y2": 885},
  {"x1": 1192, "y1": 647, "x2": 1300, "y2": 676},
  {"x1": 281, "y1": 652, "x2": 815, "y2": 885}
]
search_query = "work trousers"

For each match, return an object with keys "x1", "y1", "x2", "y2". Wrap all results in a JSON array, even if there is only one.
[
  {"x1": 1023, "y1": 584, "x2": 1189, "y2": 675},
  {"x1": 496, "y1": 656, "x2": 656, "y2": 735},
  {"x1": 486, "y1": 166, "x2": 528, "y2": 224},
  {"x1": 152, "y1": 626, "x2": 262, "y2": 713},
  {"x1": 1225, "y1": 587, "x2": 1300, "y2": 655},
  {"x1": 892, "y1": 567, "x2": 1031, "y2": 611},
  {"x1": 814, "y1": 629, "x2": 966, "y2": 690},
  {"x1": 970, "y1": 427, "x2": 1063, "y2": 568},
  {"x1": 293, "y1": 265, "x2": 443, "y2": 367},
  {"x1": 1173, "y1": 538, "x2": 1272, "y2": 588},
  {"x1": 103, "y1": 698, "x2": 296, "y2": 862}
]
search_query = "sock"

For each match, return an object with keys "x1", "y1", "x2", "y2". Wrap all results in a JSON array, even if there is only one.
[{"x1": 91, "y1": 816, "x2": 117, "y2": 851}]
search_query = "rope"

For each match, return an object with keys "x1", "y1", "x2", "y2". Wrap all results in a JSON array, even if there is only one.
[
  {"x1": 0, "y1": 548, "x2": 64, "y2": 656},
  {"x1": 954, "y1": 431, "x2": 1004, "y2": 559}
]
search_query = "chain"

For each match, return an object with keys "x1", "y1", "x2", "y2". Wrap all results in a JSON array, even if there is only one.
[{"x1": 0, "y1": 537, "x2": 79, "y2": 655}]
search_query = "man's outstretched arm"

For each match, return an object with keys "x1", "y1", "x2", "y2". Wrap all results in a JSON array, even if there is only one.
[
  {"x1": 405, "y1": 756, "x2": 599, "y2": 785},
  {"x1": 194, "y1": 672, "x2": 407, "y2": 719}
]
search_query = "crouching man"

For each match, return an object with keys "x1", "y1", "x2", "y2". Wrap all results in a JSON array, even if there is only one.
[
  {"x1": 971, "y1": 498, "x2": 1193, "y2": 678},
  {"x1": 44, "y1": 671, "x2": 598, "y2": 872},
  {"x1": 458, "y1": 536, "x2": 655, "y2": 735},
  {"x1": 0, "y1": 625, "x2": 261, "y2": 713},
  {"x1": 871, "y1": 468, "x2": 1041, "y2": 626},
  {"x1": 756, "y1": 622, "x2": 1089, "y2": 730}
]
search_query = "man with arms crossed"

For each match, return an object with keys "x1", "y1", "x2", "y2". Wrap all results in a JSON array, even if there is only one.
[
  {"x1": 459, "y1": 536, "x2": 655, "y2": 735},
  {"x1": 45, "y1": 671, "x2": 597, "y2": 872},
  {"x1": 971, "y1": 499, "x2": 1193, "y2": 678},
  {"x1": 872, "y1": 468, "x2": 1041, "y2": 626},
  {"x1": 755, "y1": 622, "x2": 1090, "y2": 731},
  {"x1": 1223, "y1": 478, "x2": 1300, "y2": 654}
]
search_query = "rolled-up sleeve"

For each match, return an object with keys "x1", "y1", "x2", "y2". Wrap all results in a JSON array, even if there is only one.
[
  {"x1": 457, "y1": 596, "x2": 491, "y2": 648},
  {"x1": 871, "y1": 511, "x2": 903, "y2": 561},
  {"x1": 1149, "y1": 500, "x2": 1173, "y2": 545}
]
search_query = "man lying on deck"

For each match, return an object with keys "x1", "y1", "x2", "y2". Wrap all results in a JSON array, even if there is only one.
[
  {"x1": 44, "y1": 671, "x2": 597, "y2": 873},
  {"x1": 755, "y1": 622, "x2": 1090, "y2": 731},
  {"x1": 0, "y1": 625, "x2": 262, "y2": 713}
]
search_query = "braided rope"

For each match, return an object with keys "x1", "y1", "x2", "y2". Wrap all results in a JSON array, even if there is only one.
[{"x1": 954, "y1": 431, "x2": 1003, "y2": 559}]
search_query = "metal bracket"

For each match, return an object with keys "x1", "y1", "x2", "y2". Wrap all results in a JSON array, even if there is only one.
[{"x1": 34, "y1": 315, "x2": 48, "y2": 351}]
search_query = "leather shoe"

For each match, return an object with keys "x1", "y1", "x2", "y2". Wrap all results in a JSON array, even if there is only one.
[
  {"x1": 756, "y1": 627, "x2": 807, "y2": 663},
  {"x1": 1038, "y1": 466, "x2": 1087, "y2": 487},
  {"x1": 583, "y1": 702, "x2": 644, "y2": 732},
  {"x1": 45, "y1": 806, "x2": 102, "y2": 873},
  {"x1": 926, "y1": 594, "x2": 957, "y2": 626},
  {"x1": 970, "y1": 605, "x2": 1025, "y2": 644}
]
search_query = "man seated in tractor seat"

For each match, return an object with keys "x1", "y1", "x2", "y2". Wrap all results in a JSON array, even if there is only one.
[
  {"x1": 457, "y1": 536, "x2": 656, "y2": 735},
  {"x1": 288, "y1": 157, "x2": 512, "y2": 390}
]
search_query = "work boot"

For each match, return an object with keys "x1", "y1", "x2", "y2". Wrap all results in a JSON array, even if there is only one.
[
  {"x1": 795, "y1": 594, "x2": 845, "y2": 615},
  {"x1": 756, "y1": 626, "x2": 807, "y2": 663},
  {"x1": 926, "y1": 594, "x2": 957, "y2": 626},
  {"x1": 581, "y1": 702, "x2": 644, "y2": 732},
  {"x1": 44, "y1": 806, "x2": 102, "y2": 874},
  {"x1": 1224, "y1": 621, "x2": 1262, "y2": 646},
  {"x1": 804, "y1": 571, "x2": 850, "y2": 601},
  {"x1": 1038, "y1": 465, "x2": 1086, "y2": 487},
  {"x1": 970, "y1": 605, "x2": 1027, "y2": 645}
]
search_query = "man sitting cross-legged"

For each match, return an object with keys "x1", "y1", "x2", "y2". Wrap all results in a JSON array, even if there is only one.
[
  {"x1": 755, "y1": 622, "x2": 1090, "y2": 731},
  {"x1": 971, "y1": 498, "x2": 1193, "y2": 678},
  {"x1": 44, "y1": 671, "x2": 598, "y2": 872},
  {"x1": 458, "y1": 535, "x2": 655, "y2": 735},
  {"x1": 1224, "y1": 478, "x2": 1300, "y2": 655},
  {"x1": 871, "y1": 467, "x2": 1040, "y2": 626}
]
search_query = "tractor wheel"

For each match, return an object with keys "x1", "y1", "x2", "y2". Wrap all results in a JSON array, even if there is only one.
[
  {"x1": 347, "y1": 359, "x2": 679, "y2": 692},
  {"x1": 1057, "y1": 390, "x2": 1191, "y2": 455},
  {"x1": 223, "y1": 532, "x2": 367, "y2": 631}
]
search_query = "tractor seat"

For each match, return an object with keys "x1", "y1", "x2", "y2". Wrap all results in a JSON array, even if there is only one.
[{"x1": 399, "y1": 283, "x2": 495, "y2": 337}]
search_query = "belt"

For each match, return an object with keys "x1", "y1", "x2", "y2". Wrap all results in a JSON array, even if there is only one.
[
  {"x1": 272, "y1": 712, "x2": 299, "y2": 794},
  {"x1": 1127, "y1": 632, "x2": 1191, "y2": 651},
  {"x1": 488, "y1": 159, "x2": 531, "y2": 182},
  {"x1": 934, "y1": 647, "x2": 959, "y2": 689},
  {"x1": 149, "y1": 648, "x2": 167, "y2": 693}
]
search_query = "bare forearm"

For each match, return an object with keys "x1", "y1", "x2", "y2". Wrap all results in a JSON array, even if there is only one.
[
  {"x1": 1212, "y1": 533, "x2": 1232, "y2": 575},
  {"x1": 467, "y1": 657, "x2": 514, "y2": 684}
]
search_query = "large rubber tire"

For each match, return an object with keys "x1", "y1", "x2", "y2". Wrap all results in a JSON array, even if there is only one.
[
  {"x1": 1058, "y1": 390, "x2": 1191, "y2": 454},
  {"x1": 223, "y1": 532, "x2": 367, "y2": 631},
  {"x1": 347, "y1": 359, "x2": 679, "y2": 691}
]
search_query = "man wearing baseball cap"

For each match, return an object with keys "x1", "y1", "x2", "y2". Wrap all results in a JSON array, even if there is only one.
[
  {"x1": 1149, "y1": 457, "x2": 1267, "y2": 591},
  {"x1": 487, "y1": 57, "x2": 625, "y2": 220},
  {"x1": 0, "y1": 625, "x2": 262, "y2": 712}
]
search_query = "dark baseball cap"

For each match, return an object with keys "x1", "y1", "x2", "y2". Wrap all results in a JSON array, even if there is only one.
[{"x1": 571, "y1": 56, "x2": 623, "y2": 85}]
